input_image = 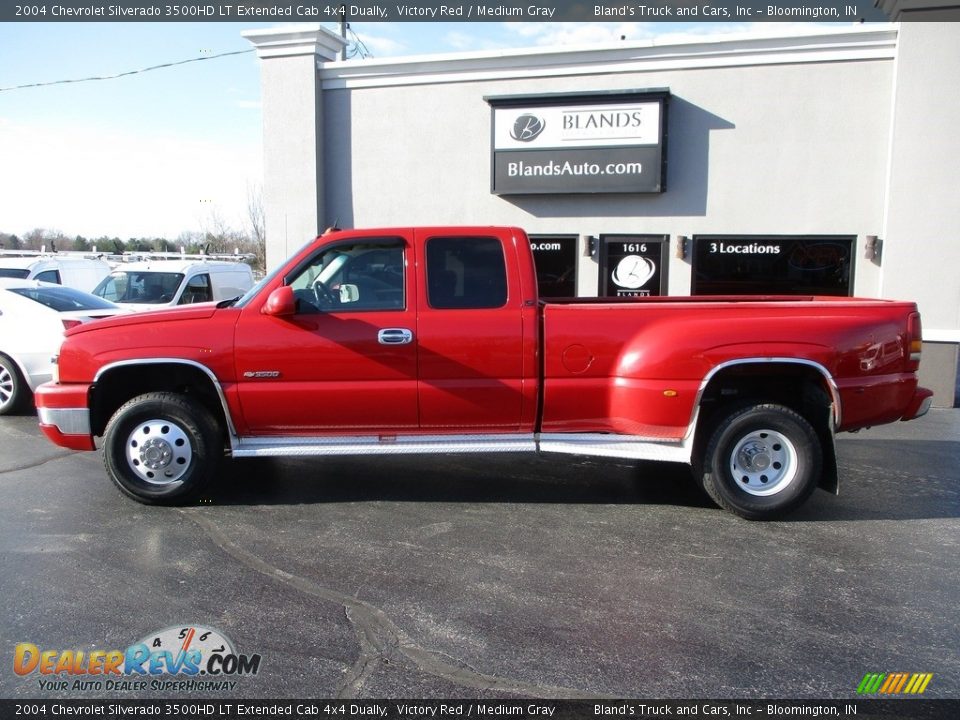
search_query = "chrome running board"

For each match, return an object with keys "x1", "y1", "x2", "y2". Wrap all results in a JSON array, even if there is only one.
[
  {"x1": 233, "y1": 434, "x2": 536, "y2": 458},
  {"x1": 538, "y1": 433, "x2": 691, "y2": 464},
  {"x1": 232, "y1": 432, "x2": 691, "y2": 464}
]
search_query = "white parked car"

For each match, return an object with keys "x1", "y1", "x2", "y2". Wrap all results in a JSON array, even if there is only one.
[
  {"x1": 91, "y1": 260, "x2": 254, "y2": 311},
  {"x1": 0, "y1": 279, "x2": 130, "y2": 415},
  {"x1": 0, "y1": 255, "x2": 111, "y2": 293}
]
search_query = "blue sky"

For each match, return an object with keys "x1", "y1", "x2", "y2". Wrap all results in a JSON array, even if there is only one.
[{"x1": 0, "y1": 21, "x2": 845, "y2": 241}]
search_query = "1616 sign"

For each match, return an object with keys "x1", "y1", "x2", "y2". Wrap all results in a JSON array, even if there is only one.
[{"x1": 598, "y1": 235, "x2": 669, "y2": 297}]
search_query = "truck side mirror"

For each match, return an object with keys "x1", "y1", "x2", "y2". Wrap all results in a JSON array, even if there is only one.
[
  {"x1": 262, "y1": 286, "x2": 296, "y2": 317},
  {"x1": 339, "y1": 283, "x2": 359, "y2": 304}
]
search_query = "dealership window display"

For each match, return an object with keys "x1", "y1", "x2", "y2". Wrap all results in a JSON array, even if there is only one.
[
  {"x1": 598, "y1": 235, "x2": 669, "y2": 298},
  {"x1": 529, "y1": 235, "x2": 578, "y2": 298},
  {"x1": 692, "y1": 236, "x2": 854, "y2": 296}
]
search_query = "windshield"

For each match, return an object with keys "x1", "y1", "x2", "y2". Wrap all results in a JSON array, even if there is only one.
[
  {"x1": 10, "y1": 286, "x2": 119, "y2": 312},
  {"x1": 93, "y1": 271, "x2": 185, "y2": 304},
  {"x1": 234, "y1": 236, "x2": 317, "y2": 310},
  {"x1": 0, "y1": 268, "x2": 30, "y2": 279},
  {"x1": 233, "y1": 273, "x2": 274, "y2": 309}
]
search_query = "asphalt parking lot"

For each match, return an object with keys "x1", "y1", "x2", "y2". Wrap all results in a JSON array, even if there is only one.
[{"x1": 1, "y1": 410, "x2": 957, "y2": 700}]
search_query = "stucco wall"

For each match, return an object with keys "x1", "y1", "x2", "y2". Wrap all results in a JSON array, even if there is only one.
[
  {"x1": 321, "y1": 51, "x2": 893, "y2": 299},
  {"x1": 882, "y1": 22, "x2": 960, "y2": 335}
]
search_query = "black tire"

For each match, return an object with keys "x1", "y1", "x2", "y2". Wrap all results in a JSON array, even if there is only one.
[
  {"x1": 102, "y1": 392, "x2": 222, "y2": 505},
  {"x1": 697, "y1": 403, "x2": 822, "y2": 520},
  {"x1": 0, "y1": 354, "x2": 28, "y2": 416}
]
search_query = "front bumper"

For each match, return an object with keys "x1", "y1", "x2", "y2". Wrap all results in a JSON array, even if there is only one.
[{"x1": 34, "y1": 382, "x2": 95, "y2": 451}]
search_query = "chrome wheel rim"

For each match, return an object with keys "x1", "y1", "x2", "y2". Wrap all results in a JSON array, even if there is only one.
[
  {"x1": 729, "y1": 429, "x2": 798, "y2": 497},
  {"x1": 125, "y1": 419, "x2": 192, "y2": 485},
  {"x1": 0, "y1": 365, "x2": 14, "y2": 409}
]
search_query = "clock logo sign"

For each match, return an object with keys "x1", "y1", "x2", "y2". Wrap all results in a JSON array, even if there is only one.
[
  {"x1": 611, "y1": 255, "x2": 656, "y2": 289},
  {"x1": 510, "y1": 113, "x2": 545, "y2": 142}
]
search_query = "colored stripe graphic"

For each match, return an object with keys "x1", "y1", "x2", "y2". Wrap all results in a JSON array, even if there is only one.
[{"x1": 857, "y1": 672, "x2": 933, "y2": 694}]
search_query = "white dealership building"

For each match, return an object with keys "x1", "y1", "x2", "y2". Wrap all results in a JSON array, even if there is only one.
[{"x1": 243, "y1": 10, "x2": 960, "y2": 406}]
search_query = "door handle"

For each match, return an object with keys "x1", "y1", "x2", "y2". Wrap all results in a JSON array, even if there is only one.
[{"x1": 378, "y1": 328, "x2": 414, "y2": 345}]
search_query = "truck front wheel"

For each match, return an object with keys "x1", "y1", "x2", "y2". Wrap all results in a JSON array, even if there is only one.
[
  {"x1": 699, "y1": 403, "x2": 822, "y2": 520},
  {"x1": 102, "y1": 392, "x2": 222, "y2": 504}
]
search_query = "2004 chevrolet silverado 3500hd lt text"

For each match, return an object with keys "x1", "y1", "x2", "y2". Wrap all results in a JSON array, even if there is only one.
[{"x1": 34, "y1": 227, "x2": 933, "y2": 519}]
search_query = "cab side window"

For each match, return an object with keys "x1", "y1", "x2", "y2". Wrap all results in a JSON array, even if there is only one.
[
  {"x1": 34, "y1": 270, "x2": 61, "y2": 285},
  {"x1": 287, "y1": 239, "x2": 405, "y2": 313},
  {"x1": 179, "y1": 274, "x2": 213, "y2": 304},
  {"x1": 96, "y1": 275, "x2": 125, "y2": 302},
  {"x1": 426, "y1": 237, "x2": 507, "y2": 309}
]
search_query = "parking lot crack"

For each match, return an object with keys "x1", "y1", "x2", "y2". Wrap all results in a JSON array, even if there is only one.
[
  {"x1": 336, "y1": 605, "x2": 393, "y2": 699},
  {"x1": 0, "y1": 450, "x2": 77, "y2": 475},
  {"x1": 182, "y1": 511, "x2": 605, "y2": 699}
]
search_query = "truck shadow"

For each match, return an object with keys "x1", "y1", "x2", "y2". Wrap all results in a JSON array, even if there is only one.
[
  {"x1": 202, "y1": 438, "x2": 960, "y2": 521},
  {"x1": 208, "y1": 453, "x2": 712, "y2": 510}
]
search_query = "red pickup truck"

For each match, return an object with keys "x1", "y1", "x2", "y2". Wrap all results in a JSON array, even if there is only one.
[{"x1": 35, "y1": 227, "x2": 933, "y2": 519}]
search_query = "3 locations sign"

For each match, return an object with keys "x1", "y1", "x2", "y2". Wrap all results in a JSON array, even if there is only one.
[
  {"x1": 487, "y1": 91, "x2": 669, "y2": 195},
  {"x1": 692, "y1": 236, "x2": 855, "y2": 296}
]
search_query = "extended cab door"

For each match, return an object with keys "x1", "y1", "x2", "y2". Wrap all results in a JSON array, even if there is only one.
[
  {"x1": 415, "y1": 230, "x2": 534, "y2": 432},
  {"x1": 234, "y1": 233, "x2": 418, "y2": 434}
]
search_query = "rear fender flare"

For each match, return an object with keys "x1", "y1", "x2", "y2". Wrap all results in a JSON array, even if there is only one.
[
  {"x1": 688, "y1": 357, "x2": 842, "y2": 437},
  {"x1": 688, "y1": 358, "x2": 841, "y2": 493}
]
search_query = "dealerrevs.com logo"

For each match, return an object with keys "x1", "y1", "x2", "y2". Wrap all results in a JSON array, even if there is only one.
[{"x1": 14, "y1": 625, "x2": 262, "y2": 692}]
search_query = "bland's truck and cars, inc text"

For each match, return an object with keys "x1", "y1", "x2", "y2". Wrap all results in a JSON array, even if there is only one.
[{"x1": 34, "y1": 227, "x2": 932, "y2": 519}]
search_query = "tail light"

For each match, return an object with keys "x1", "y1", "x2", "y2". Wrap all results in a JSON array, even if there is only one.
[
  {"x1": 61, "y1": 319, "x2": 82, "y2": 331},
  {"x1": 906, "y1": 311, "x2": 922, "y2": 372}
]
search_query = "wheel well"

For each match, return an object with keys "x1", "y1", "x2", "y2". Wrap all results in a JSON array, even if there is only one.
[
  {"x1": 90, "y1": 363, "x2": 226, "y2": 438},
  {"x1": 693, "y1": 363, "x2": 839, "y2": 493},
  {"x1": 0, "y1": 351, "x2": 29, "y2": 385},
  {"x1": 0, "y1": 352, "x2": 31, "y2": 413}
]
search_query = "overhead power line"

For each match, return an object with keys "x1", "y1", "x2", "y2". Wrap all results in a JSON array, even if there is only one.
[
  {"x1": 346, "y1": 25, "x2": 372, "y2": 60},
  {"x1": 0, "y1": 48, "x2": 254, "y2": 93}
]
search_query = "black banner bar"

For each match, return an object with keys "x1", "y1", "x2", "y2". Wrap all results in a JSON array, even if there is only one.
[
  {"x1": 0, "y1": 1, "x2": 907, "y2": 24},
  {"x1": 2, "y1": 700, "x2": 960, "y2": 720}
]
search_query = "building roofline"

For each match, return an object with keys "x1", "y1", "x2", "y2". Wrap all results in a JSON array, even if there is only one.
[{"x1": 317, "y1": 24, "x2": 899, "y2": 90}]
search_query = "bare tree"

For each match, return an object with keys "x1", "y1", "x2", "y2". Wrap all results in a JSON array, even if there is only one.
[
  {"x1": 23, "y1": 228, "x2": 71, "y2": 252},
  {"x1": 176, "y1": 230, "x2": 204, "y2": 255},
  {"x1": 246, "y1": 184, "x2": 266, "y2": 272},
  {"x1": 202, "y1": 205, "x2": 255, "y2": 257}
]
